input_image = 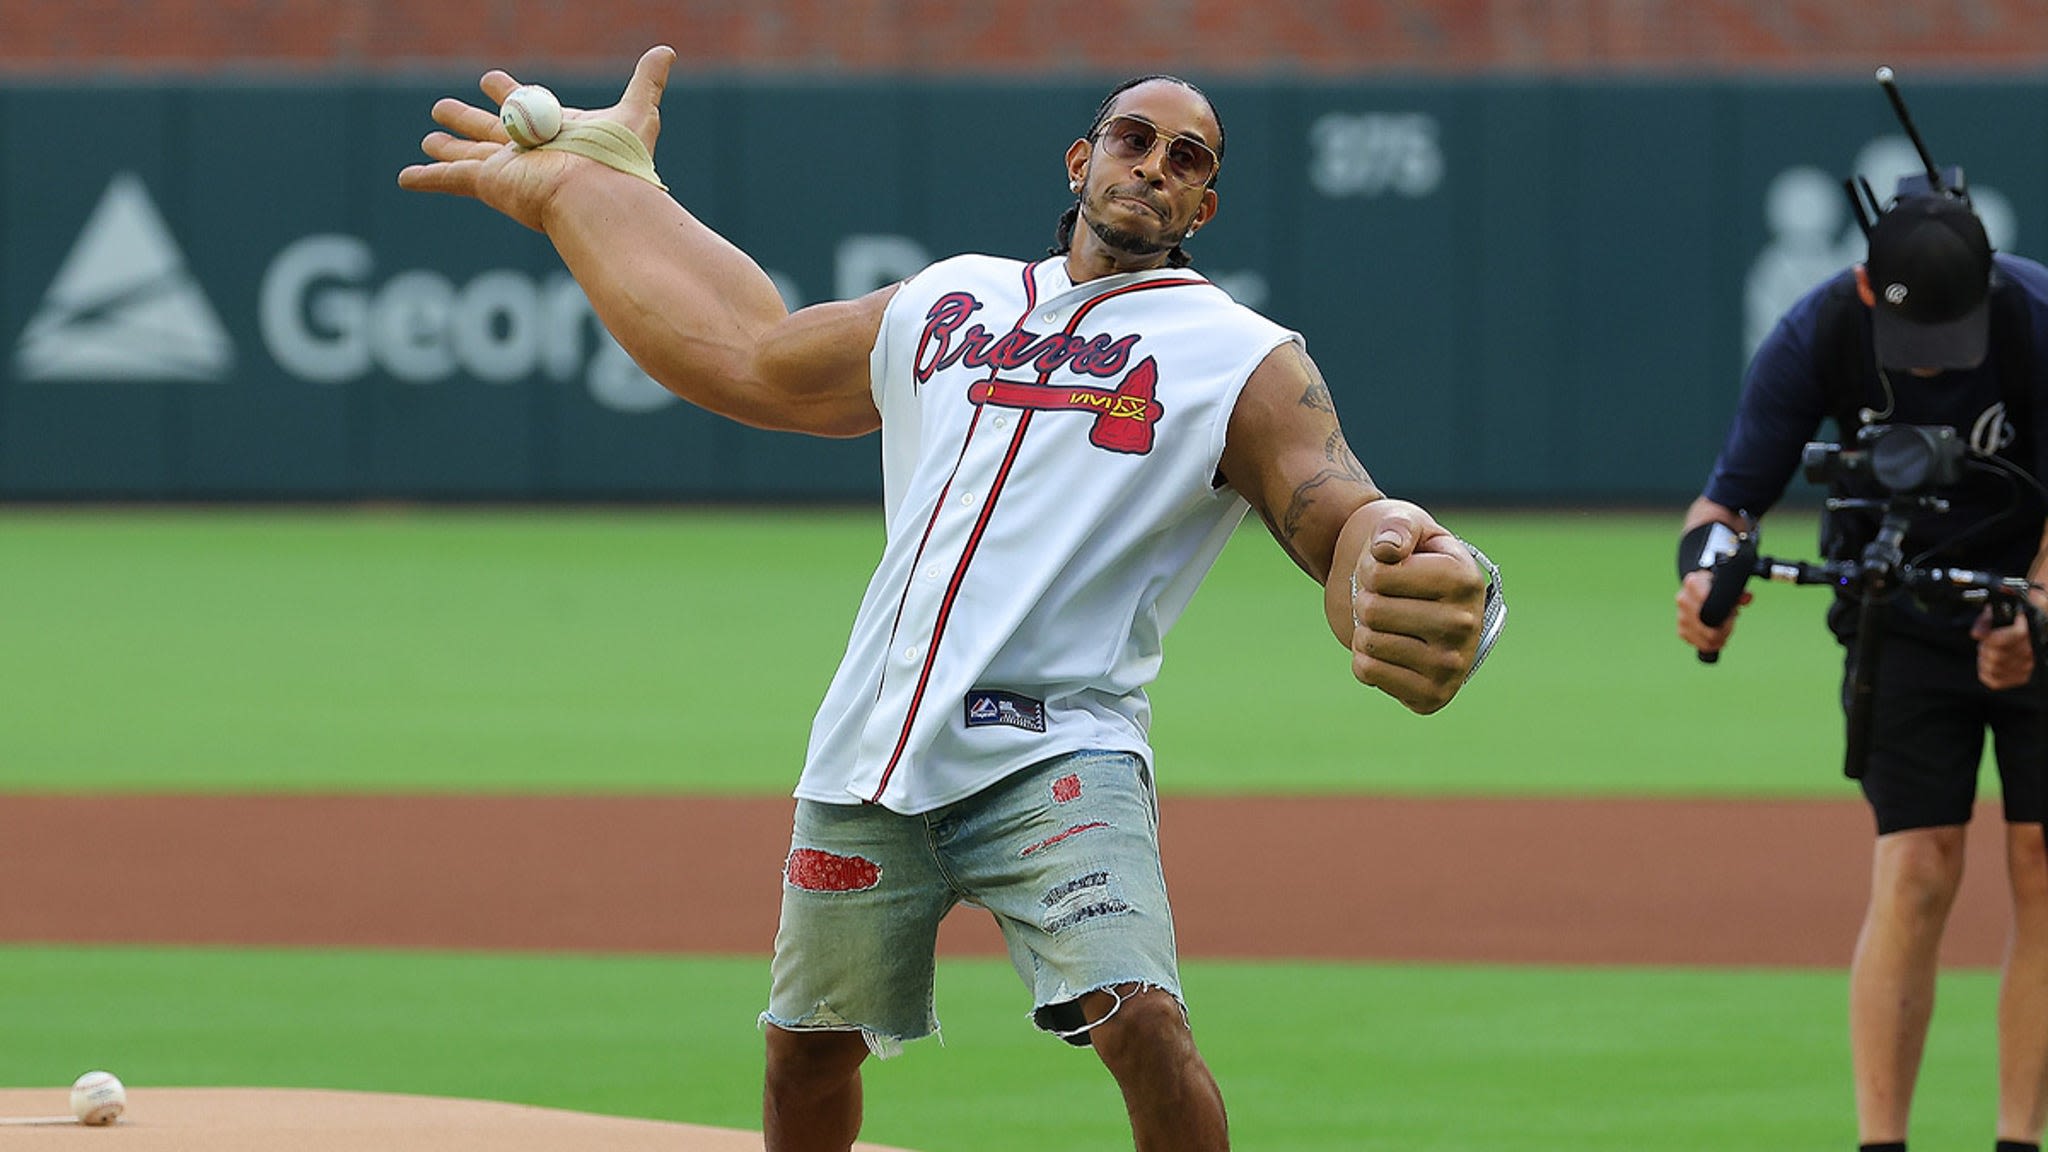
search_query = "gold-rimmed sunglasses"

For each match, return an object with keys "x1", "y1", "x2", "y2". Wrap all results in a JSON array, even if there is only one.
[{"x1": 1092, "y1": 113, "x2": 1220, "y2": 187}]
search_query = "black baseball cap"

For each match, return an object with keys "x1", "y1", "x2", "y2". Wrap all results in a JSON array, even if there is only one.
[{"x1": 1865, "y1": 193, "x2": 1993, "y2": 371}]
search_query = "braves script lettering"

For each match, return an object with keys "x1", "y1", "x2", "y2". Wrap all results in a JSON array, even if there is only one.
[{"x1": 912, "y1": 292, "x2": 1139, "y2": 385}]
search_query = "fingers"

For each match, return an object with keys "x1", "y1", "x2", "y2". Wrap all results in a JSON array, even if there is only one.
[
  {"x1": 480, "y1": 68, "x2": 521, "y2": 106},
  {"x1": 398, "y1": 93, "x2": 510, "y2": 196},
  {"x1": 395, "y1": 131, "x2": 502, "y2": 194},
  {"x1": 1976, "y1": 614, "x2": 2035, "y2": 690},
  {"x1": 1351, "y1": 651, "x2": 1466, "y2": 713},
  {"x1": 397, "y1": 156, "x2": 483, "y2": 195},
  {"x1": 419, "y1": 130, "x2": 499, "y2": 164},
  {"x1": 1358, "y1": 546, "x2": 1481, "y2": 601},
  {"x1": 1348, "y1": 542, "x2": 1484, "y2": 714},
  {"x1": 624, "y1": 45, "x2": 677, "y2": 111},
  {"x1": 1347, "y1": 633, "x2": 1476, "y2": 711},
  {"x1": 1352, "y1": 588, "x2": 1479, "y2": 651},
  {"x1": 1366, "y1": 506, "x2": 1447, "y2": 565},
  {"x1": 430, "y1": 96, "x2": 510, "y2": 144},
  {"x1": 1674, "y1": 571, "x2": 1748, "y2": 655},
  {"x1": 1345, "y1": 508, "x2": 1485, "y2": 711}
]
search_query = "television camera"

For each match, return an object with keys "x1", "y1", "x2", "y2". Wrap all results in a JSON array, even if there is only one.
[{"x1": 1693, "y1": 422, "x2": 2044, "y2": 779}]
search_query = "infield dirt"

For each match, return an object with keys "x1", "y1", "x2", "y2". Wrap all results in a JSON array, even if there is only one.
[{"x1": 0, "y1": 794, "x2": 2024, "y2": 967}]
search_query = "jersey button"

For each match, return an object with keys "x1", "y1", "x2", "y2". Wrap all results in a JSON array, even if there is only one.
[
  {"x1": 993, "y1": 416, "x2": 1008, "y2": 430},
  {"x1": 959, "y1": 491, "x2": 978, "y2": 507},
  {"x1": 903, "y1": 644, "x2": 922, "y2": 662}
]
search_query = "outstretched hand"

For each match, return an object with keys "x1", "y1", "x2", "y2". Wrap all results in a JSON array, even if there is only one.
[
  {"x1": 1345, "y1": 501, "x2": 1487, "y2": 714},
  {"x1": 397, "y1": 45, "x2": 676, "y2": 231}
]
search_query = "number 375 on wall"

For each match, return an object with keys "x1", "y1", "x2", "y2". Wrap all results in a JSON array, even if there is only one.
[{"x1": 1309, "y1": 112, "x2": 1444, "y2": 200}]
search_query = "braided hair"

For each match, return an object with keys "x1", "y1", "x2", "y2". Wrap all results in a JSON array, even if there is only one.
[{"x1": 1051, "y1": 74, "x2": 1225, "y2": 270}]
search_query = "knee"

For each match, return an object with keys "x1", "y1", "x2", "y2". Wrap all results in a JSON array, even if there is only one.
[
  {"x1": 764, "y1": 1025, "x2": 868, "y2": 1094},
  {"x1": 1876, "y1": 830, "x2": 1968, "y2": 919},
  {"x1": 1088, "y1": 987, "x2": 1198, "y2": 1070}
]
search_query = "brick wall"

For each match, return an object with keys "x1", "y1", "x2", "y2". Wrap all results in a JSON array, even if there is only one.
[{"x1": 6, "y1": 0, "x2": 2048, "y2": 75}]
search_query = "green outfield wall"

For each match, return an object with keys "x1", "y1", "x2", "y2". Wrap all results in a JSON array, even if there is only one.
[{"x1": 5, "y1": 74, "x2": 2045, "y2": 502}]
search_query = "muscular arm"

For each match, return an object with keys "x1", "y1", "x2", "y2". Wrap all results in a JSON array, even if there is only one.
[
  {"x1": 399, "y1": 46, "x2": 883, "y2": 438},
  {"x1": 1219, "y1": 343, "x2": 1380, "y2": 582},
  {"x1": 541, "y1": 171, "x2": 887, "y2": 437},
  {"x1": 1219, "y1": 342, "x2": 1488, "y2": 713}
]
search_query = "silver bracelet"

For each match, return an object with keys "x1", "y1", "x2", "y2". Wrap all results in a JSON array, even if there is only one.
[
  {"x1": 1459, "y1": 537, "x2": 1506, "y2": 682},
  {"x1": 1348, "y1": 537, "x2": 1506, "y2": 684}
]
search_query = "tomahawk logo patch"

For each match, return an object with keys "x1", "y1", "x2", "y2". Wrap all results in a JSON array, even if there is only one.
[
  {"x1": 968, "y1": 358, "x2": 1163, "y2": 454},
  {"x1": 964, "y1": 690, "x2": 1046, "y2": 732}
]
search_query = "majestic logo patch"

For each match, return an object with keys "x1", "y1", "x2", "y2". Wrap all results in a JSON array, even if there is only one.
[
  {"x1": 964, "y1": 689, "x2": 1047, "y2": 732},
  {"x1": 968, "y1": 358, "x2": 1163, "y2": 454}
]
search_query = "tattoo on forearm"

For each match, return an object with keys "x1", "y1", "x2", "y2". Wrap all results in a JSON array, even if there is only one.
[
  {"x1": 1279, "y1": 430, "x2": 1371, "y2": 534},
  {"x1": 1255, "y1": 502, "x2": 1315, "y2": 576},
  {"x1": 1281, "y1": 470, "x2": 1356, "y2": 540},
  {"x1": 1298, "y1": 363, "x2": 1337, "y2": 414},
  {"x1": 1322, "y1": 427, "x2": 1368, "y2": 477},
  {"x1": 1260, "y1": 348, "x2": 1374, "y2": 580}
]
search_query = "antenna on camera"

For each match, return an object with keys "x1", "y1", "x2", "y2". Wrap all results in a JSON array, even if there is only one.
[
  {"x1": 1845, "y1": 175, "x2": 1881, "y2": 237},
  {"x1": 1875, "y1": 65, "x2": 1947, "y2": 194}
]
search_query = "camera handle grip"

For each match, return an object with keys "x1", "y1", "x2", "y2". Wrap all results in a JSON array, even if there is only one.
[{"x1": 1695, "y1": 537, "x2": 1759, "y2": 664}]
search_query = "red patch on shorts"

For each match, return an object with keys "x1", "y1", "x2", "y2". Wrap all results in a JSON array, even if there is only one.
[
  {"x1": 1051, "y1": 774, "x2": 1083, "y2": 804},
  {"x1": 1020, "y1": 821, "x2": 1109, "y2": 857},
  {"x1": 784, "y1": 848, "x2": 881, "y2": 892}
]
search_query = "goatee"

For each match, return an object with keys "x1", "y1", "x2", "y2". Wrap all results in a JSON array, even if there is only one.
[{"x1": 1086, "y1": 214, "x2": 1169, "y2": 256}]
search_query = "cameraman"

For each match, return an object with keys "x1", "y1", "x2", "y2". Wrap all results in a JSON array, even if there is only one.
[{"x1": 1679, "y1": 192, "x2": 2048, "y2": 1152}]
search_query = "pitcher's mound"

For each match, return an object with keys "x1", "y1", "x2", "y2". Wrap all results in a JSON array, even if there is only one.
[{"x1": 0, "y1": 1087, "x2": 914, "y2": 1150}]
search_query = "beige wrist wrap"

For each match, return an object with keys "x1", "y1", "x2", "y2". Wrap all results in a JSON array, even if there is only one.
[{"x1": 537, "y1": 120, "x2": 667, "y2": 191}]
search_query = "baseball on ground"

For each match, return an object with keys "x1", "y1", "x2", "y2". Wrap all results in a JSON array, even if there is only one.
[
  {"x1": 70, "y1": 1070, "x2": 125, "y2": 1126},
  {"x1": 500, "y1": 84, "x2": 564, "y2": 148}
]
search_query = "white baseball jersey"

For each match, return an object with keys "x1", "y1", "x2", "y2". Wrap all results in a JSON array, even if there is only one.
[{"x1": 796, "y1": 253, "x2": 1301, "y2": 814}]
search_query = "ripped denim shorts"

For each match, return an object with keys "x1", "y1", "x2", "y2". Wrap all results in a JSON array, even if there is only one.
[{"x1": 760, "y1": 749, "x2": 1183, "y2": 1056}]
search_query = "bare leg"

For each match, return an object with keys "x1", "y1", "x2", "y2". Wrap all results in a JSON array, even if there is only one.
[
  {"x1": 764, "y1": 1025, "x2": 871, "y2": 1152},
  {"x1": 1851, "y1": 826, "x2": 1967, "y2": 1145},
  {"x1": 1999, "y1": 823, "x2": 2048, "y2": 1143},
  {"x1": 1086, "y1": 986, "x2": 1229, "y2": 1152}
]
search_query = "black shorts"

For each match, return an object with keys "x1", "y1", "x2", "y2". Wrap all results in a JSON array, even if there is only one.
[{"x1": 1845, "y1": 628, "x2": 2048, "y2": 834}]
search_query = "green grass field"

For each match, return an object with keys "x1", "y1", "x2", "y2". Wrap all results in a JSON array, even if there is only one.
[
  {"x1": 0, "y1": 506, "x2": 1852, "y2": 796},
  {"x1": 0, "y1": 945, "x2": 2013, "y2": 1151},
  {"x1": 0, "y1": 507, "x2": 2002, "y2": 1151}
]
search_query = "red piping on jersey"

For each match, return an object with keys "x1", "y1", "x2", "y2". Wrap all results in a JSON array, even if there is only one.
[
  {"x1": 867, "y1": 265, "x2": 1205, "y2": 803},
  {"x1": 872, "y1": 261, "x2": 1042, "y2": 696},
  {"x1": 873, "y1": 409, "x2": 980, "y2": 702},
  {"x1": 872, "y1": 409, "x2": 1034, "y2": 798}
]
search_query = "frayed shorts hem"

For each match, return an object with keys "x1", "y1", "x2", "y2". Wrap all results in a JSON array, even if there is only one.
[
  {"x1": 1032, "y1": 979, "x2": 1185, "y2": 1048},
  {"x1": 758, "y1": 1011, "x2": 939, "y2": 1061}
]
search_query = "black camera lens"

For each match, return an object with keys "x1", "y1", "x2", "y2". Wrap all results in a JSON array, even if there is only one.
[{"x1": 1866, "y1": 426, "x2": 1962, "y2": 493}]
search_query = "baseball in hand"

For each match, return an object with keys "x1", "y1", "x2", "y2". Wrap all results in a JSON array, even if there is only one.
[
  {"x1": 500, "y1": 84, "x2": 563, "y2": 149},
  {"x1": 70, "y1": 1070, "x2": 125, "y2": 1126}
]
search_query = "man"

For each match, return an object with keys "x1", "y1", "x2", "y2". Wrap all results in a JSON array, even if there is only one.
[
  {"x1": 402, "y1": 47, "x2": 1503, "y2": 1151},
  {"x1": 1678, "y1": 188, "x2": 2048, "y2": 1152}
]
